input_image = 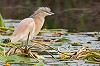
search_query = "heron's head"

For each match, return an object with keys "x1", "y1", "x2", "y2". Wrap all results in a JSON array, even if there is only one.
[{"x1": 34, "y1": 7, "x2": 54, "y2": 16}]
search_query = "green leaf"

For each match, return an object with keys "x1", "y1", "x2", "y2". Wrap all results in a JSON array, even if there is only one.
[
  {"x1": 87, "y1": 57, "x2": 95, "y2": 61},
  {"x1": 56, "y1": 38, "x2": 71, "y2": 42},
  {"x1": 71, "y1": 43, "x2": 82, "y2": 46},
  {"x1": 0, "y1": 14, "x2": 5, "y2": 27},
  {"x1": 6, "y1": 55, "x2": 30, "y2": 63},
  {"x1": 0, "y1": 54, "x2": 7, "y2": 62},
  {"x1": 0, "y1": 46, "x2": 4, "y2": 55},
  {"x1": 91, "y1": 52, "x2": 100, "y2": 59},
  {"x1": 35, "y1": 60, "x2": 44, "y2": 66},
  {"x1": 2, "y1": 38, "x2": 11, "y2": 43},
  {"x1": 0, "y1": 46, "x2": 3, "y2": 51}
]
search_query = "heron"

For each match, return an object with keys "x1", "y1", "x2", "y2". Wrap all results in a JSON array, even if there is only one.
[
  {"x1": 11, "y1": 7, "x2": 54, "y2": 45},
  {"x1": 8, "y1": 7, "x2": 54, "y2": 55}
]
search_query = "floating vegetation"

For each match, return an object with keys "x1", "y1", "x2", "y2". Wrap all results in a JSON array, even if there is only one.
[
  {"x1": 2, "y1": 38, "x2": 11, "y2": 43},
  {"x1": 57, "y1": 46, "x2": 100, "y2": 64},
  {"x1": 0, "y1": 15, "x2": 14, "y2": 36},
  {"x1": 71, "y1": 46, "x2": 100, "y2": 63},
  {"x1": 60, "y1": 53, "x2": 70, "y2": 59},
  {"x1": 0, "y1": 26, "x2": 100, "y2": 66},
  {"x1": 0, "y1": 27, "x2": 14, "y2": 31},
  {"x1": 87, "y1": 41, "x2": 92, "y2": 44},
  {"x1": 0, "y1": 14, "x2": 5, "y2": 27},
  {"x1": 56, "y1": 38, "x2": 71, "y2": 43},
  {"x1": 71, "y1": 42, "x2": 82, "y2": 46},
  {"x1": 4, "y1": 62, "x2": 10, "y2": 66},
  {"x1": 0, "y1": 27, "x2": 14, "y2": 36},
  {"x1": 0, "y1": 54, "x2": 30, "y2": 63}
]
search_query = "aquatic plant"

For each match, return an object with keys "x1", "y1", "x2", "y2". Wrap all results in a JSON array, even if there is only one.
[{"x1": 0, "y1": 14, "x2": 5, "y2": 27}]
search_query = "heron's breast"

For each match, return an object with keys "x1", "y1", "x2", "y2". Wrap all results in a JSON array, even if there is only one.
[{"x1": 34, "y1": 18, "x2": 44, "y2": 35}]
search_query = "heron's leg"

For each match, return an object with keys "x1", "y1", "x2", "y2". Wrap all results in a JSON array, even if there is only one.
[
  {"x1": 22, "y1": 42, "x2": 24, "y2": 47},
  {"x1": 24, "y1": 32, "x2": 30, "y2": 53},
  {"x1": 26, "y1": 32, "x2": 30, "y2": 47}
]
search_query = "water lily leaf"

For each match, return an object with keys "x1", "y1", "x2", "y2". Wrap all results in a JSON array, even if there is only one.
[
  {"x1": 91, "y1": 52, "x2": 100, "y2": 59},
  {"x1": 2, "y1": 38, "x2": 11, "y2": 43},
  {"x1": 56, "y1": 38, "x2": 71, "y2": 43},
  {"x1": 6, "y1": 55, "x2": 30, "y2": 63},
  {"x1": 0, "y1": 54, "x2": 7, "y2": 62},
  {"x1": 71, "y1": 43, "x2": 82, "y2": 46},
  {"x1": 0, "y1": 44, "x2": 4, "y2": 55},
  {"x1": 0, "y1": 46, "x2": 3, "y2": 51},
  {"x1": 87, "y1": 57, "x2": 95, "y2": 61},
  {"x1": 35, "y1": 60, "x2": 44, "y2": 66},
  {"x1": 85, "y1": 60, "x2": 100, "y2": 64}
]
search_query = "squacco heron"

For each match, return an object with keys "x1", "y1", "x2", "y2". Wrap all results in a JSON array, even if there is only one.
[{"x1": 11, "y1": 7, "x2": 54, "y2": 44}]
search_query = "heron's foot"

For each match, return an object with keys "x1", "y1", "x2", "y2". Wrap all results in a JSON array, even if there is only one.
[
  {"x1": 5, "y1": 47, "x2": 24, "y2": 56},
  {"x1": 5, "y1": 47, "x2": 45, "y2": 60}
]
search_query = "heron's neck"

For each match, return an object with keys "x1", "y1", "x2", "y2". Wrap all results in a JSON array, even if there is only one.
[{"x1": 30, "y1": 13, "x2": 46, "y2": 36}]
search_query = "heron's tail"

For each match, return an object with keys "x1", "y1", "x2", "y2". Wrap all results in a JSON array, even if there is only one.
[{"x1": 10, "y1": 36, "x2": 19, "y2": 44}]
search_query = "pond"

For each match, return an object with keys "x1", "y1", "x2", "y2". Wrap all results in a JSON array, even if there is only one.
[{"x1": 0, "y1": 19, "x2": 100, "y2": 66}]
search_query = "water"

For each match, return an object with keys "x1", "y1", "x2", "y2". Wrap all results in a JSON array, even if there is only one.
[{"x1": 0, "y1": 20, "x2": 100, "y2": 66}]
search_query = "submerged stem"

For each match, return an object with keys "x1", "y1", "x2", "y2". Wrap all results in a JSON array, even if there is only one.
[
  {"x1": 28, "y1": 51, "x2": 39, "y2": 62},
  {"x1": 34, "y1": 41, "x2": 64, "y2": 54},
  {"x1": 29, "y1": 44, "x2": 57, "y2": 60}
]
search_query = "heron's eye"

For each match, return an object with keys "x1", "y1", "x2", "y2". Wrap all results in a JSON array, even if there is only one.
[
  {"x1": 41, "y1": 10, "x2": 49, "y2": 13},
  {"x1": 44, "y1": 11, "x2": 48, "y2": 13},
  {"x1": 45, "y1": 11, "x2": 50, "y2": 13}
]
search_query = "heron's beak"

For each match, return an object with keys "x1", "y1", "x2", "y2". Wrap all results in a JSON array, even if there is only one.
[{"x1": 48, "y1": 12, "x2": 54, "y2": 15}]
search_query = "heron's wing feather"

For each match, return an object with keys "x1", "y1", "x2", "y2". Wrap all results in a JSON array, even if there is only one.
[{"x1": 11, "y1": 18, "x2": 35, "y2": 43}]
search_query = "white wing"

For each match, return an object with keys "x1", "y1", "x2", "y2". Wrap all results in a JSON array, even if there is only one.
[{"x1": 11, "y1": 18, "x2": 35, "y2": 43}]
